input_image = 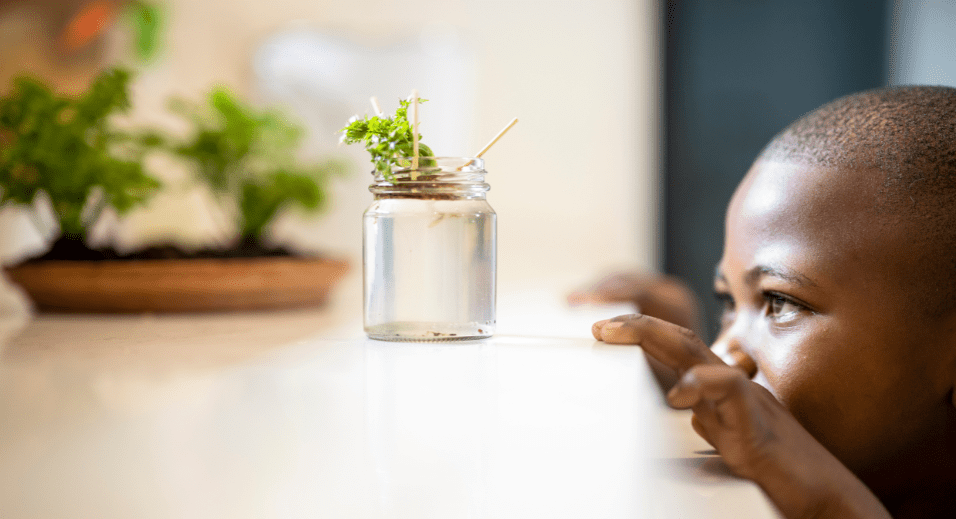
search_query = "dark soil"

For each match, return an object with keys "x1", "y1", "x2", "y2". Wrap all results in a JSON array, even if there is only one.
[
  {"x1": 375, "y1": 193, "x2": 459, "y2": 200},
  {"x1": 20, "y1": 236, "x2": 305, "y2": 264},
  {"x1": 374, "y1": 174, "x2": 473, "y2": 200}
]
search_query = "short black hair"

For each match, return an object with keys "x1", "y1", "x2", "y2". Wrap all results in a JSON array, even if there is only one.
[{"x1": 758, "y1": 86, "x2": 956, "y2": 317}]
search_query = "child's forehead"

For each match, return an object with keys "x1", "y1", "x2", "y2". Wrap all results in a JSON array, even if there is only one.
[
  {"x1": 724, "y1": 160, "x2": 912, "y2": 285},
  {"x1": 731, "y1": 160, "x2": 882, "y2": 226}
]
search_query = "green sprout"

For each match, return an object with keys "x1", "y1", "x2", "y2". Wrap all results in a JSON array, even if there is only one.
[{"x1": 340, "y1": 98, "x2": 435, "y2": 180}]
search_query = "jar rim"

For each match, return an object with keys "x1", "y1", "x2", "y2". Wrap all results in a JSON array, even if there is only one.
[
  {"x1": 384, "y1": 156, "x2": 484, "y2": 175},
  {"x1": 370, "y1": 157, "x2": 489, "y2": 196}
]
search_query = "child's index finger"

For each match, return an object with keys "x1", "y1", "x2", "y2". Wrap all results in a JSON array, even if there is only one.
[
  {"x1": 591, "y1": 319, "x2": 610, "y2": 340},
  {"x1": 595, "y1": 313, "x2": 724, "y2": 373},
  {"x1": 592, "y1": 313, "x2": 642, "y2": 340}
]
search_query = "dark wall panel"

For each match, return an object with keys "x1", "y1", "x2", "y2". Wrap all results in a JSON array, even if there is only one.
[{"x1": 664, "y1": 0, "x2": 887, "y2": 340}]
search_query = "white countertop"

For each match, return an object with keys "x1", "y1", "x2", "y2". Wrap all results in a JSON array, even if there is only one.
[{"x1": 0, "y1": 274, "x2": 780, "y2": 518}]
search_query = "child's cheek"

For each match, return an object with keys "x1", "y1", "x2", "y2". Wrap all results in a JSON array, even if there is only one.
[{"x1": 749, "y1": 334, "x2": 812, "y2": 405}]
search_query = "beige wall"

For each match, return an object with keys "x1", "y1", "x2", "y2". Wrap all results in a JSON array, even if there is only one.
[{"x1": 2, "y1": 0, "x2": 660, "y2": 292}]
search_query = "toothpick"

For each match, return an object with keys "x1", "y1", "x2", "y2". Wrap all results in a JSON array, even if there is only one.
[
  {"x1": 370, "y1": 96, "x2": 384, "y2": 117},
  {"x1": 475, "y1": 117, "x2": 518, "y2": 158},
  {"x1": 459, "y1": 117, "x2": 519, "y2": 170},
  {"x1": 411, "y1": 89, "x2": 420, "y2": 175}
]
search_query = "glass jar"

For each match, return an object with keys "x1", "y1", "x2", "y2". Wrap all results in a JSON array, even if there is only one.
[{"x1": 363, "y1": 157, "x2": 496, "y2": 341}]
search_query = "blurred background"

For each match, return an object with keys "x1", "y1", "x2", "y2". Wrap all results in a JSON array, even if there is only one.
[
  {"x1": 1, "y1": 0, "x2": 955, "y2": 336},
  {"x1": 0, "y1": 0, "x2": 657, "y2": 307}
]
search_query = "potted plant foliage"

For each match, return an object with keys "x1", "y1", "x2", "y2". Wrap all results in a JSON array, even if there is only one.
[
  {"x1": 168, "y1": 87, "x2": 348, "y2": 256},
  {"x1": 0, "y1": 68, "x2": 161, "y2": 257},
  {"x1": 1, "y1": 68, "x2": 349, "y2": 313}
]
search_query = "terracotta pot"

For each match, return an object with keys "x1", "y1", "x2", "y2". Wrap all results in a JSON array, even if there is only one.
[{"x1": 4, "y1": 256, "x2": 349, "y2": 313}]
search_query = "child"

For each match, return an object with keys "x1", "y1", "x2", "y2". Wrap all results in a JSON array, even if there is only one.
[{"x1": 591, "y1": 86, "x2": 956, "y2": 518}]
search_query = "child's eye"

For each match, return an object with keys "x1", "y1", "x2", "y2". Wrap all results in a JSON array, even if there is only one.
[{"x1": 764, "y1": 292, "x2": 805, "y2": 321}]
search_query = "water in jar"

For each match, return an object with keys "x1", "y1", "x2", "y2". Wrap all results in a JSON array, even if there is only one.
[{"x1": 364, "y1": 198, "x2": 496, "y2": 341}]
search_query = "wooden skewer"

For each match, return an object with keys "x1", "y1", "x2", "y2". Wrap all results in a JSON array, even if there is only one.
[
  {"x1": 459, "y1": 117, "x2": 519, "y2": 170},
  {"x1": 475, "y1": 117, "x2": 518, "y2": 158},
  {"x1": 370, "y1": 96, "x2": 384, "y2": 117},
  {"x1": 411, "y1": 89, "x2": 420, "y2": 175}
]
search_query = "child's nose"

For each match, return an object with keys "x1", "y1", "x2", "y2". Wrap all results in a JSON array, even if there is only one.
[{"x1": 711, "y1": 337, "x2": 758, "y2": 379}]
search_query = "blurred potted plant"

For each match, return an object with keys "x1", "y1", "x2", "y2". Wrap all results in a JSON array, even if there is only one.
[
  {"x1": 0, "y1": 68, "x2": 350, "y2": 313},
  {"x1": 0, "y1": 67, "x2": 160, "y2": 257},
  {"x1": 168, "y1": 87, "x2": 348, "y2": 256}
]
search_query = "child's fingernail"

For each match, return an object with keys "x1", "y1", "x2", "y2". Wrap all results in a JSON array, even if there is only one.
[
  {"x1": 600, "y1": 321, "x2": 623, "y2": 339},
  {"x1": 667, "y1": 370, "x2": 701, "y2": 408},
  {"x1": 592, "y1": 320, "x2": 610, "y2": 340},
  {"x1": 666, "y1": 384, "x2": 686, "y2": 407}
]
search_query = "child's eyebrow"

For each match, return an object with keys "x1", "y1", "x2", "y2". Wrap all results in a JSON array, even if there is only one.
[
  {"x1": 747, "y1": 265, "x2": 818, "y2": 288},
  {"x1": 713, "y1": 265, "x2": 818, "y2": 288}
]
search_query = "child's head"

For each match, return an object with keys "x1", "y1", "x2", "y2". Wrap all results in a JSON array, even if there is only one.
[{"x1": 716, "y1": 86, "x2": 956, "y2": 484}]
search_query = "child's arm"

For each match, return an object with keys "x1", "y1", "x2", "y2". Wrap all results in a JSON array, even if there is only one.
[{"x1": 593, "y1": 314, "x2": 891, "y2": 519}]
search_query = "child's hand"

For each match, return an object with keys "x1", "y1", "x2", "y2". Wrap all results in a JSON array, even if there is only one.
[
  {"x1": 569, "y1": 272, "x2": 704, "y2": 338},
  {"x1": 593, "y1": 314, "x2": 891, "y2": 519}
]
